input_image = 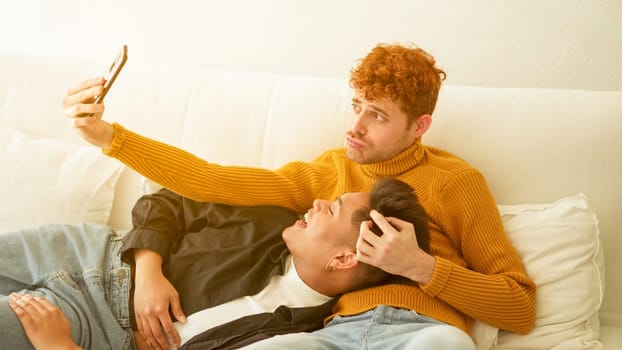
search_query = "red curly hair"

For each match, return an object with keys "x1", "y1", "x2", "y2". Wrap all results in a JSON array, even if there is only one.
[{"x1": 350, "y1": 44, "x2": 446, "y2": 125}]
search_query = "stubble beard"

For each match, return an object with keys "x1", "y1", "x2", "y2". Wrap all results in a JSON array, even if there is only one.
[{"x1": 346, "y1": 146, "x2": 377, "y2": 164}]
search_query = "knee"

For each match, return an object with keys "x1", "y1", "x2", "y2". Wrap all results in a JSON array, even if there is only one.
[{"x1": 409, "y1": 325, "x2": 476, "y2": 350}]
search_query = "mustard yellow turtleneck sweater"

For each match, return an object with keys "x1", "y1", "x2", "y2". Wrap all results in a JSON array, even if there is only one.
[{"x1": 105, "y1": 123, "x2": 536, "y2": 335}]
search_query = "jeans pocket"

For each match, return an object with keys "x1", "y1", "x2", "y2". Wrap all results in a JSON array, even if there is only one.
[
  {"x1": 106, "y1": 266, "x2": 132, "y2": 328},
  {"x1": 54, "y1": 271, "x2": 83, "y2": 291}
]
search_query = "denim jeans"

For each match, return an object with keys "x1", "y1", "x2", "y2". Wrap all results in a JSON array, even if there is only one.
[
  {"x1": 0, "y1": 223, "x2": 134, "y2": 350},
  {"x1": 241, "y1": 304, "x2": 476, "y2": 350}
]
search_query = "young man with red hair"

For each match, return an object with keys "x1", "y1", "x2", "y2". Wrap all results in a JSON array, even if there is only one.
[{"x1": 63, "y1": 43, "x2": 536, "y2": 349}]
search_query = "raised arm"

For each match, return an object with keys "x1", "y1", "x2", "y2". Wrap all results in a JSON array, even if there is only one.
[
  {"x1": 62, "y1": 79, "x2": 338, "y2": 213},
  {"x1": 62, "y1": 77, "x2": 115, "y2": 149}
]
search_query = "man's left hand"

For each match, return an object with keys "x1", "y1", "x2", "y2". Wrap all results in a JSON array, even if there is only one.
[{"x1": 356, "y1": 210, "x2": 436, "y2": 284}]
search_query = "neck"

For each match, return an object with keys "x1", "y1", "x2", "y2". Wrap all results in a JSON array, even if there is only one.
[
  {"x1": 361, "y1": 140, "x2": 424, "y2": 177},
  {"x1": 294, "y1": 259, "x2": 350, "y2": 297}
]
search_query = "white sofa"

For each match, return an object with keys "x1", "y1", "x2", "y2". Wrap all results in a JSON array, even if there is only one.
[{"x1": 1, "y1": 53, "x2": 620, "y2": 349}]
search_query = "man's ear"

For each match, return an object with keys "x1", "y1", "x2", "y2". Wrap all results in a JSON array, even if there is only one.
[
  {"x1": 413, "y1": 114, "x2": 432, "y2": 138},
  {"x1": 328, "y1": 251, "x2": 358, "y2": 271}
]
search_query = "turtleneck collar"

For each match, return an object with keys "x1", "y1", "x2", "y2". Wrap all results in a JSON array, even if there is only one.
[{"x1": 359, "y1": 140, "x2": 425, "y2": 177}]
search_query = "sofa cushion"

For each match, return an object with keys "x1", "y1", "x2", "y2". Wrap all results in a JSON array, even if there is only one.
[
  {"x1": 0, "y1": 126, "x2": 123, "y2": 232},
  {"x1": 490, "y1": 193, "x2": 604, "y2": 349}
]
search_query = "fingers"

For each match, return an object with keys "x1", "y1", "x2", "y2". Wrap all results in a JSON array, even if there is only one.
[
  {"x1": 356, "y1": 211, "x2": 417, "y2": 262},
  {"x1": 62, "y1": 85, "x2": 103, "y2": 109},
  {"x1": 9, "y1": 293, "x2": 44, "y2": 314},
  {"x1": 64, "y1": 77, "x2": 105, "y2": 99},
  {"x1": 69, "y1": 114, "x2": 103, "y2": 128},
  {"x1": 167, "y1": 298, "x2": 186, "y2": 345},
  {"x1": 170, "y1": 298, "x2": 187, "y2": 324},
  {"x1": 357, "y1": 220, "x2": 379, "y2": 249},
  {"x1": 161, "y1": 316, "x2": 180, "y2": 348},
  {"x1": 136, "y1": 316, "x2": 146, "y2": 342},
  {"x1": 356, "y1": 220, "x2": 381, "y2": 264},
  {"x1": 64, "y1": 104, "x2": 105, "y2": 120},
  {"x1": 8, "y1": 293, "x2": 53, "y2": 330},
  {"x1": 8, "y1": 293, "x2": 35, "y2": 326},
  {"x1": 147, "y1": 316, "x2": 171, "y2": 350},
  {"x1": 137, "y1": 316, "x2": 160, "y2": 350},
  {"x1": 137, "y1": 313, "x2": 175, "y2": 350},
  {"x1": 370, "y1": 210, "x2": 410, "y2": 233},
  {"x1": 62, "y1": 77, "x2": 105, "y2": 119}
]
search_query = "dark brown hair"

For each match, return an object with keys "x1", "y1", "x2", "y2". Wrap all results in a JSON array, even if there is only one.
[{"x1": 347, "y1": 178, "x2": 430, "y2": 290}]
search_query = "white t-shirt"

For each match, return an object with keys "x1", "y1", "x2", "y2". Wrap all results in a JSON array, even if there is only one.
[{"x1": 171, "y1": 255, "x2": 332, "y2": 348}]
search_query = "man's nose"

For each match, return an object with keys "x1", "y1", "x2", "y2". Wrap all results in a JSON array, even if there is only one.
[
  {"x1": 313, "y1": 199, "x2": 328, "y2": 212},
  {"x1": 349, "y1": 114, "x2": 366, "y2": 136},
  {"x1": 312, "y1": 199, "x2": 321, "y2": 212}
]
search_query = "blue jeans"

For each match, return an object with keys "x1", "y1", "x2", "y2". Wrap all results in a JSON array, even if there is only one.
[
  {"x1": 0, "y1": 224, "x2": 134, "y2": 350},
  {"x1": 241, "y1": 304, "x2": 476, "y2": 350}
]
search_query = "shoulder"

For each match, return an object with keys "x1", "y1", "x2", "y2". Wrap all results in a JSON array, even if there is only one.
[
  {"x1": 415, "y1": 145, "x2": 493, "y2": 204},
  {"x1": 422, "y1": 145, "x2": 476, "y2": 172},
  {"x1": 417, "y1": 145, "x2": 487, "y2": 188}
]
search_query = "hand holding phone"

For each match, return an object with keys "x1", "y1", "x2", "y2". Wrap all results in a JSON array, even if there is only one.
[
  {"x1": 64, "y1": 46, "x2": 127, "y2": 149},
  {"x1": 93, "y1": 45, "x2": 128, "y2": 104}
]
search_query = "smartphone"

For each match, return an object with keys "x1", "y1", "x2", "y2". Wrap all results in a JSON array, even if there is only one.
[{"x1": 93, "y1": 45, "x2": 128, "y2": 104}]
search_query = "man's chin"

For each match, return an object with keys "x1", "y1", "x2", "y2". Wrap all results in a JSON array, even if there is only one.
[
  {"x1": 282, "y1": 225, "x2": 293, "y2": 235},
  {"x1": 346, "y1": 147, "x2": 364, "y2": 162},
  {"x1": 346, "y1": 148, "x2": 374, "y2": 164}
]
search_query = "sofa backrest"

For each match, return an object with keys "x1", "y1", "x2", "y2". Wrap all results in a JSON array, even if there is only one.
[{"x1": 1, "y1": 53, "x2": 621, "y2": 329}]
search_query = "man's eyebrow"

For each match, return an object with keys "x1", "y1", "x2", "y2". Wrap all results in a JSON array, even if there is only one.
[
  {"x1": 351, "y1": 97, "x2": 390, "y2": 118},
  {"x1": 335, "y1": 195, "x2": 343, "y2": 216},
  {"x1": 368, "y1": 104, "x2": 390, "y2": 118}
]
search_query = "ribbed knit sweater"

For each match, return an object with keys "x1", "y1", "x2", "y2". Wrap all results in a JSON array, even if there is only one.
[{"x1": 105, "y1": 123, "x2": 536, "y2": 335}]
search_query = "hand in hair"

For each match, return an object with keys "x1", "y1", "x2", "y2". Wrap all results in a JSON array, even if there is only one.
[{"x1": 356, "y1": 209, "x2": 436, "y2": 285}]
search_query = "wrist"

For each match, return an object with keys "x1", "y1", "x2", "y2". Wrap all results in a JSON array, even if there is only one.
[
  {"x1": 100, "y1": 121, "x2": 114, "y2": 150},
  {"x1": 409, "y1": 252, "x2": 436, "y2": 285},
  {"x1": 134, "y1": 249, "x2": 163, "y2": 275}
]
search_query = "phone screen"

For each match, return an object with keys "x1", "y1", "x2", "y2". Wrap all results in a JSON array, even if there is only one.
[{"x1": 94, "y1": 45, "x2": 128, "y2": 104}]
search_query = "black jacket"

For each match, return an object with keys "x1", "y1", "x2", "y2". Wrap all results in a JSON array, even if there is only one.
[{"x1": 119, "y1": 189, "x2": 335, "y2": 349}]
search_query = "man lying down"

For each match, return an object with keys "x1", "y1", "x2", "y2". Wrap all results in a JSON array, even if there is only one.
[{"x1": 2, "y1": 178, "x2": 429, "y2": 350}]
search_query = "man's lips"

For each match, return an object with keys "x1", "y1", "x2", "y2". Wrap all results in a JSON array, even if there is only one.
[
  {"x1": 295, "y1": 212, "x2": 311, "y2": 228},
  {"x1": 346, "y1": 136, "x2": 365, "y2": 149}
]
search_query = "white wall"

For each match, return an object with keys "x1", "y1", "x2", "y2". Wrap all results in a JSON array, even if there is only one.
[{"x1": 0, "y1": 0, "x2": 620, "y2": 91}]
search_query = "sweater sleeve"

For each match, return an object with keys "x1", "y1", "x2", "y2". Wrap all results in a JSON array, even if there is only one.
[
  {"x1": 104, "y1": 123, "x2": 338, "y2": 213},
  {"x1": 420, "y1": 170, "x2": 536, "y2": 334}
]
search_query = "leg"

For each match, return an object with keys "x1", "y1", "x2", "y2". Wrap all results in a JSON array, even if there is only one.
[
  {"x1": 242, "y1": 305, "x2": 475, "y2": 350},
  {"x1": 240, "y1": 332, "x2": 340, "y2": 350},
  {"x1": 399, "y1": 324, "x2": 476, "y2": 349},
  {"x1": 0, "y1": 224, "x2": 135, "y2": 349},
  {"x1": 241, "y1": 309, "x2": 376, "y2": 350},
  {"x1": 365, "y1": 305, "x2": 476, "y2": 350},
  {"x1": 0, "y1": 224, "x2": 111, "y2": 293}
]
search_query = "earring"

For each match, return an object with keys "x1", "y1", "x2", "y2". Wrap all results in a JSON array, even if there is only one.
[{"x1": 324, "y1": 258, "x2": 335, "y2": 272}]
